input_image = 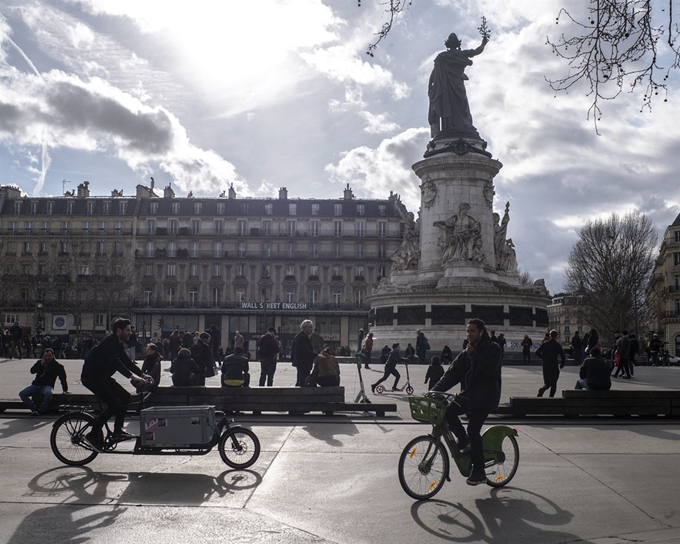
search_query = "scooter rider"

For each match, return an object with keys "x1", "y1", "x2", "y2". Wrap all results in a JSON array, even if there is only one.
[
  {"x1": 81, "y1": 318, "x2": 148, "y2": 448},
  {"x1": 430, "y1": 318, "x2": 502, "y2": 486}
]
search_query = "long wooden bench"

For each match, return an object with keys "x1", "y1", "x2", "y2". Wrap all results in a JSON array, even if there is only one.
[
  {"x1": 496, "y1": 390, "x2": 680, "y2": 417},
  {"x1": 0, "y1": 386, "x2": 398, "y2": 417}
]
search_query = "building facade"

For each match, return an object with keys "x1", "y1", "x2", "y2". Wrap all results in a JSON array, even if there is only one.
[
  {"x1": 646, "y1": 213, "x2": 680, "y2": 356},
  {"x1": 0, "y1": 182, "x2": 403, "y2": 353},
  {"x1": 547, "y1": 293, "x2": 592, "y2": 346}
]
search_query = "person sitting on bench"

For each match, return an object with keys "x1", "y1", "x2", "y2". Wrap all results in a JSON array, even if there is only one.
[
  {"x1": 170, "y1": 348, "x2": 203, "y2": 386},
  {"x1": 575, "y1": 347, "x2": 611, "y2": 391},
  {"x1": 305, "y1": 347, "x2": 340, "y2": 387},
  {"x1": 221, "y1": 346, "x2": 251, "y2": 387}
]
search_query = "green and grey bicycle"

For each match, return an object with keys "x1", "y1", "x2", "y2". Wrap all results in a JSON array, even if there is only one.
[{"x1": 398, "y1": 392, "x2": 519, "y2": 500}]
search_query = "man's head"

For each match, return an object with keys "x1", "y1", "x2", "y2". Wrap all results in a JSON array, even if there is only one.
[
  {"x1": 301, "y1": 320, "x2": 313, "y2": 335},
  {"x1": 622, "y1": 330, "x2": 628, "y2": 336},
  {"x1": 590, "y1": 347, "x2": 601, "y2": 357},
  {"x1": 392, "y1": 342, "x2": 400, "y2": 351},
  {"x1": 466, "y1": 318, "x2": 486, "y2": 345},
  {"x1": 368, "y1": 332, "x2": 373, "y2": 338},
  {"x1": 550, "y1": 330, "x2": 558, "y2": 339},
  {"x1": 42, "y1": 348, "x2": 54, "y2": 362},
  {"x1": 267, "y1": 326, "x2": 276, "y2": 334},
  {"x1": 614, "y1": 330, "x2": 621, "y2": 338},
  {"x1": 112, "y1": 318, "x2": 132, "y2": 342},
  {"x1": 200, "y1": 332, "x2": 211, "y2": 344},
  {"x1": 233, "y1": 346, "x2": 244, "y2": 355},
  {"x1": 145, "y1": 343, "x2": 158, "y2": 355}
]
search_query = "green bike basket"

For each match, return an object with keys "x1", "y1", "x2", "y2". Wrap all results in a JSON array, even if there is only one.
[{"x1": 408, "y1": 396, "x2": 446, "y2": 425}]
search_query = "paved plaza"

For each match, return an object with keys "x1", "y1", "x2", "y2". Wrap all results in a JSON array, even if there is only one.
[{"x1": 2, "y1": 357, "x2": 680, "y2": 543}]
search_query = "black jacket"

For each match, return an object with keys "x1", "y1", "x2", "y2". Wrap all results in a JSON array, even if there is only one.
[
  {"x1": 579, "y1": 356, "x2": 611, "y2": 390},
  {"x1": 536, "y1": 339, "x2": 566, "y2": 367},
  {"x1": 81, "y1": 333, "x2": 143, "y2": 382},
  {"x1": 141, "y1": 353, "x2": 162, "y2": 388},
  {"x1": 291, "y1": 331, "x2": 315, "y2": 368},
  {"x1": 221, "y1": 351, "x2": 250, "y2": 384},
  {"x1": 425, "y1": 363, "x2": 445, "y2": 388},
  {"x1": 170, "y1": 351, "x2": 202, "y2": 386},
  {"x1": 30, "y1": 359, "x2": 68, "y2": 390},
  {"x1": 191, "y1": 341, "x2": 216, "y2": 377},
  {"x1": 432, "y1": 333, "x2": 503, "y2": 413}
]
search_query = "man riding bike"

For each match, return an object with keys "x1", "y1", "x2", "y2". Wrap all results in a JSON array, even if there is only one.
[
  {"x1": 81, "y1": 318, "x2": 148, "y2": 449},
  {"x1": 431, "y1": 318, "x2": 502, "y2": 486}
]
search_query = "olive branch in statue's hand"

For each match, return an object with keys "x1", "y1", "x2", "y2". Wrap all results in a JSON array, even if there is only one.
[{"x1": 478, "y1": 16, "x2": 492, "y2": 41}]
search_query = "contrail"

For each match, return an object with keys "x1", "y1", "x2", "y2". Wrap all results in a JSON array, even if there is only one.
[{"x1": 6, "y1": 35, "x2": 51, "y2": 196}]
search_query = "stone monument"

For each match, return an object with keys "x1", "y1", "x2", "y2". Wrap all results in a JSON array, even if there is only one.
[{"x1": 368, "y1": 27, "x2": 550, "y2": 352}]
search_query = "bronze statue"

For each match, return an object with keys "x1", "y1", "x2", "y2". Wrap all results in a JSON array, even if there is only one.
[{"x1": 428, "y1": 33, "x2": 488, "y2": 140}]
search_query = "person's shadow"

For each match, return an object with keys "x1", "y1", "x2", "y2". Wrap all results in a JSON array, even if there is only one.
[
  {"x1": 411, "y1": 487, "x2": 591, "y2": 544},
  {"x1": 0, "y1": 417, "x2": 51, "y2": 440},
  {"x1": 301, "y1": 422, "x2": 359, "y2": 447}
]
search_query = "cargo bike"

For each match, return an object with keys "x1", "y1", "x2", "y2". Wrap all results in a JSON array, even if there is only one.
[{"x1": 50, "y1": 401, "x2": 260, "y2": 470}]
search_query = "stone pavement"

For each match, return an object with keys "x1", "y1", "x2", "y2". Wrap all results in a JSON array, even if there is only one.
[{"x1": 2, "y1": 358, "x2": 680, "y2": 543}]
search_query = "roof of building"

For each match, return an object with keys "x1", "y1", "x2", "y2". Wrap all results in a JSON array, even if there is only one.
[{"x1": 672, "y1": 212, "x2": 680, "y2": 227}]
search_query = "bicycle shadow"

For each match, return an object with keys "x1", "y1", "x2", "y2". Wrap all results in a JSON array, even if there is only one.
[{"x1": 410, "y1": 487, "x2": 590, "y2": 544}]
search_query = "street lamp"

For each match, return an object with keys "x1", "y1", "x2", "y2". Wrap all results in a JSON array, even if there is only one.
[{"x1": 262, "y1": 288, "x2": 268, "y2": 331}]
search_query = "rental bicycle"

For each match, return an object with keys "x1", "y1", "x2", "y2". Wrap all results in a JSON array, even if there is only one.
[
  {"x1": 398, "y1": 392, "x2": 519, "y2": 500},
  {"x1": 50, "y1": 399, "x2": 260, "y2": 470}
]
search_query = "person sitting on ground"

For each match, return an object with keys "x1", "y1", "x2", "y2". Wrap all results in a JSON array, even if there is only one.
[
  {"x1": 425, "y1": 356, "x2": 445, "y2": 391},
  {"x1": 138, "y1": 343, "x2": 162, "y2": 394},
  {"x1": 575, "y1": 347, "x2": 611, "y2": 390},
  {"x1": 170, "y1": 348, "x2": 203, "y2": 387},
  {"x1": 221, "y1": 346, "x2": 251, "y2": 387},
  {"x1": 441, "y1": 345, "x2": 453, "y2": 364},
  {"x1": 305, "y1": 346, "x2": 340, "y2": 387},
  {"x1": 19, "y1": 347, "x2": 68, "y2": 415},
  {"x1": 405, "y1": 343, "x2": 416, "y2": 364}
]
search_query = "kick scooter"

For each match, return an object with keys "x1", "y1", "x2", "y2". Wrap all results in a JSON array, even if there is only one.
[
  {"x1": 354, "y1": 353, "x2": 372, "y2": 404},
  {"x1": 375, "y1": 360, "x2": 414, "y2": 395}
]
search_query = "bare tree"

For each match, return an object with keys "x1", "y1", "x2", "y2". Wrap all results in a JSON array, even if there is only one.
[{"x1": 565, "y1": 211, "x2": 657, "y2": 345}]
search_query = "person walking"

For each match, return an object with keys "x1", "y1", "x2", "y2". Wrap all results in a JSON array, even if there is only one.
[
  {"x1": 613, "y1": 330, "x2": 632, "y2": 379},
  {"x1": 233, "y1": 330, "x2": 245, "y2": 350},
  {"x1": 291, "y1": 320, "x2": 316, "y2": 386},
  {"x1": 357, "y1": 328, "x2": 366, "y2": 353},
  {"x1": 571, "y1": 331, "x2": 583, "y2": 365},
  {"x1": 309, "y1": 328, "x2": 324, "y2": 354},
  {"x1": 424, "y1": 356, "x2": 445, "y2": 391},
  {"x1": 191, "y1": 332, "x2": 216, "y2": 386},
  {"x1": 258, "y1": 327, "x2": 280, "y2": 386},
  {"x1": 169, "y1": 329, "x2": 182, "y2": 361},
  {"x1": 362, "y1": 332, "x2": 374, "y2": 369},
  {"x1": 371, "y1": 343, "x2": 404, "y2": 392},
  {"x1": 628, "y1": 333, "x2": 638, "y2": 377},
  {"x1": 521, "y1": 335, "x2": 533, "y2": 365},
  {"x1": 10, "y1": 321, "x2": 24, "y2": 359},
  {"x1": 416, "y1": 329, "x2": 429, "y2": 364},
  {"x1": 535, "y1": 330, "x2": 566, "y2": 397},
  {"x1": 496, "y1": 333, "x2": 507, "y2": 360}
]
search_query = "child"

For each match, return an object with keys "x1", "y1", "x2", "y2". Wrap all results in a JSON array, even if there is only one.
[{"x1": 424, "y1": 356, "x2": 445, "y2": 391}]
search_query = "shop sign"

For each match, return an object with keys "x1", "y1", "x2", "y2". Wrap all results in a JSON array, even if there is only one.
[{"x1": 240, "y1": 302, "x2": 307, "y2": 311}]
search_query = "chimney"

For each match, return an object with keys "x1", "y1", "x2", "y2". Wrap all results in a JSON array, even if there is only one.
[
  {"x1": 164, "y1": 183, "x2": 175, "y2": 199},
  {"x1": 343, "y1": 183, "x2": 354, "y2": 200},
  {"x1": 278, "y1": 187, "x2": 288, "y2": 200},
  {"x1": 150, "y1": 177, "x2": 155, "y2": 190},
  {"x1": 228, "y1": 183, "x2": 236, "y2": 200},
  {"x1": 77, "y1": 181, "x2": 90, "y2": 198}
]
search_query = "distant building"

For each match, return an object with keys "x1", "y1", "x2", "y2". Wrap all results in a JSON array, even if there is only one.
[
  {"x1": 547, "y1": 293, "x2": 592, "y2": 345},
  {"x1": 646, "y1": 212, "x2": 680, "y2": 356}
]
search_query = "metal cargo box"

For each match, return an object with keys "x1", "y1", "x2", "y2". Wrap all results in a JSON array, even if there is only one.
[{"x1": 140, "y1": 405, "x2": 216, "y2": 447}]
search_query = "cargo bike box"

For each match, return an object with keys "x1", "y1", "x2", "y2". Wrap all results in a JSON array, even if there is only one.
[{"x1": 140, "y1": 405, "x2": 216, "y2": 447}]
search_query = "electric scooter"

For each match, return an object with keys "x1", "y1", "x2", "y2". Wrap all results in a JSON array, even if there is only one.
[
  {"x1": 375, "y1": 359, "x2": 414, "y2": 395},
  {"x1": 354, "y1": 353, "x2": 372, "y2": 404}
]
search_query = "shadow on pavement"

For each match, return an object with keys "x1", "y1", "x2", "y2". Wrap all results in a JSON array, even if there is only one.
[
  {"x1": 301, "y1": 422, "x2": 359, "y2": 447},
  {"x1": 0, "y1": 417, "x2": 50, "y2": 440},
  {"x1": 410, "y1": 487, "x2": 591, "y2": 544}
]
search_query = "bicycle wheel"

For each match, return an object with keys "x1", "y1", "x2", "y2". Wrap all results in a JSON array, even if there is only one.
[
  {"x1": 398, "y1": 435, "x2": 449, "y2": 500},
  {"x1": 218, "y1": 427, "x2": 260, "y2": 469},
  {"x1": 50, "y1": 412, "x2": 101, "y2": 466},
  {"x1": 485, "y1": 434, "x2": 519, "y2": 487}
]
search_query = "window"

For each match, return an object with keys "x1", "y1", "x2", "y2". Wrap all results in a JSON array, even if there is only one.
[
  {"x1": 167, "y1": 264, "x2": 176, "y2": 277},
  {"x1": 356, "y1": 204, "x2": 365, "y2": 216},
  {"x1": 8, "y1": 221, "x2": 17, "y2": 234},
  {"x1": 61, "y1": 221, "x2": 70, "y2": 234},
  {"x1": 378, "y1": 265, "x2": 386, "y2": 278},
  {"x1": 675, "y1": 253, "x2": 680, "y2": 266},
  {"x1": 190, "y1": 263, "x2": 199, "y2": 277},
  {"x1": 166, "y1": 287, "x2": 175, "y2": 305},
  {"x1": 356, "y1": 290, "x2": 364, "y2": 305},
  {"x1": 118, "y1": 201, "x2": 127, "y2": 215},
  {"x1": 334, "y1": 242, "x2": 342, "y2": 258},
  {"x1": 236, "y1": 290, "x2": 246, "y2": 303},
  {"x1": 212, "y1": 288, "x2": 221, "y2": 307},
  {"x1": 149, "y1": 202, "x2": 158, "y2": 215},
  {"x1": 96, "y1": 241, "x2": 106, "y2": 256},
  {"x1": 289, "y1": 203, "x2": 297, "y2": 216},
  {"x1": 114, "y1": 242, "x2": 123, "y2": 256},
  {"x1": 214, "y1": 242, "x2": 222, "y2": 257},
  {"x1": 192, "y1": 219, "x2": 200, "y2": 235},
  {"x1": 168, "y1": 241, "x2": 177, "y2": 257},
  {"x1": 66, "y1": 201, "x2": 74, "y2": 215},
  {"x1": 60, "y1": 241, "x2": 69, "y2": 255},
  {"x1": 193, "y1": 202, "x2": 202, "y2": 215},
  {"x1": 169, "y1": 219, "x2": 178, "y2": 235},
  {"x1": 215, "y1": 220, "x2": 223, "y2": 235},
  {"x1": 263, "y1": 220, "x2": 271, "y2": 235},
  {"x1": 6, "y1": 241, "x2": 16, "y2": 255},
  {"x1": 22, "y1": 264, "x2": 31, "y2": 275},
  {"x1": 146, "y1": 242, "x2": 154, "y2": 257},
  {"x1": 238, "y1": 242, "x2": 246, "y2": 258},
  {"x1": 99, "y1": 221, "x2": 106, "y2": 233},
  {"x1": 239, "y1": 202, "x2": 249, "y2": 215},
  {"x1": 96, "y1": 264, "x2": 106, "y2": 276},
  {"x1": 356, "y1": 243, "x2": 364, "y2": 258},
  {"x1": 41, "y1": 221, "x2": 50, "y2": 233},
  {"x1": 172, "y1": 202, "x2": 180, "y2": 215},
  {"x1": 190, "y1": 242, "x2": 199, "y2": 257},
  {"x1": 287, "y1": 243, "x2": 295, "y2": 258},
  {"x1": 80, "y1": 264, "x2": 90, "y2": 275},
  {"x1": 86, "y1": 201, "x2": 95, "y2": 215},
  {"x1": 333, "y1": 291, "x2": 342, "y2": 305},
  {"x1": 310, "y1": 242, "x2": 318, "y2": 258},
  {"x1": 311, "y1": 221, "x2": 319, "y2": 236},
  {"x1": 676, "y1": 299, "x2": 680, "y2": 313},
  {"x1": 102, "y1": 201, "x2": 110, "y2": 214},
  {"x1": 189, "y1": 289, "x2": 198, "y2": 307},
  {"x1": 39, "y1": 242, "x2": 47, "y2": 255},
  {"x1": 333, "y1": 265, "x2": 341, "y2": 276},
  {"x1": 334, "y1": 221, "x2": 342, "y2": 237},
  {"x1": 309, "y1": 288, "x2": 318, "y2": 304},
  {"x1": 378, "y1": 222, "x2": 386, "y2": 237},
  {"x1": 237, "y1": 264, "x2": 246, "y2": 277},
  {"x1": 262, "y1": 264, "x2": 271, "y2": 278},
  {"x1": 147, "y1": 219, "x2": 156, "y2": 235},
  {"x1": 24, "y1": 221, "x2": 33, "y2": 233},
  {"x1": 144, "y1": 290, "x2": 153, "y2": 305},
  {"x1": 263, "y1": 242, "x2": 271, "y2": 257},
  {"x1": 264, "y1": 203, "x2": 273, "y2": 215},
  {"x1": 216, "y1": 202, "x2": 225, "y2": 215},
  {"x1": 82, "y1": 221, "x2": 90, "y2": 233},
  {"x1": 115, "y1": 221, "x2": 123, "y2": 233},
  {"x1": 145, "y1": 264, "x2": 154, "y2": 276},
  {"x1": 95, "y1": 314, "x2": 105, "y2": 326},
  {"x1": 334, "y1": 204, "x2": 342, "y2": 216},
  {"x1": 312, "y1": 203, "x2": 319, "y2": 216},
  {"x1": 309, "y1": 265, "x2": 319, "y2": 276},
  {"x1": 355, "y1": 265, "x2": 364, "y2": 277},
  {"x1": 45, "y1": 201, "x2": 54, "y2": 214},
  {"x1": 13, "y1": 201, "x2": 22, "y2": 214},
  {"x1": 38, "y1": 264, "x2": 46, "y2": 275},
  {"x1": 378, "y1": 243, "x2": 387, "y2": 259},
  {"x1": 285, "y1": 290, "x2": 295, "y2": 303},
  {"x1": 212, "y1": 263, "x2": 221, "y2": 278},
  {"x1": 286, "y1": 264, "x2": 295, "y2": 276},
  {"x1": 356, "y1": 221, "x2": 365, "y2": 237},
  {"x1": 238, "y1": 220, "x2": 247, "y2": 235},
  {"x1": 287, "y1": 221, "x2": 296, "y2": 236},
  {"x1": 31, "y1": 201, "x2": 38, "y2": 214}
]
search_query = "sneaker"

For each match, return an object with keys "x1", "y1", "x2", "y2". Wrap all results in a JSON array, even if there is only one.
[
  {"x1": 31, "y1": 410, "x2": 40, "y2": 417},
  {"x1": 466, "y1": 470, "x2": 487, "y2": 486},
  {"x1": 111, "y1": 430, "x2": 136, "y2": 441},
  {"x1": 83, "y1": 431, "x2": 103, "y2": 450},
  {"x1": 456, "y1": 436, "x2": 470, "y2": 451},
  {"x1": 371, "y1": 384, "x2": 376, "y2": 394}
]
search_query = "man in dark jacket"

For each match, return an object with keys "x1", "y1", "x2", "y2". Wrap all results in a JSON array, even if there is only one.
[
  {"x1": 221, "y1": 346, "x2": 250, "y2": 387},
  {"x1": 431, "y1": 318, "x2": 502, "y2": 486},
  {"x1": 521, "y1": 335, "x2": 533, "y2": 365},
  {"x1": 81, "y1": 318, "x2": 147, "y2": 448},
  {"x1": 416, "y1": 329, "x2": 428, "y2": 364},
  {"x1": 191, "y1": 332, "x2": 216, "y2": 386},
  {"x1": 575, "y1": 348, "x2": 611, "y2": 390},
  {"x1": 291, "y1": 319, "x2": 316, "y2": 386},
  {"x1": 258, "y1": 327, "x2": 280, "y2": 386},
  {"x1": 535, "y1": 330, "x2": 566, "y2": 397},
  {"x1": 19, "y1": 347, "x2": 68, "y2": 415},
  {"x1": 10, "y1": 321, "x2": 23, "y2": 359},
  {"x1": 613, "y1": 330, "x2": 632, "y2": 379},
  {"x1": 571, "y1": 332, "x2": 583, "y2": 365}
]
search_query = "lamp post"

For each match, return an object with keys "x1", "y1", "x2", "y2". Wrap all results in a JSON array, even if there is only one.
[{"x1": 262, "y1": 288, "x2": 268, "y2": 331}]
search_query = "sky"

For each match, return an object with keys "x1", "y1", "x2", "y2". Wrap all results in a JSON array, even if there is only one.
[{"x1": 0, "y1": 0, "x2": 678, "y2": 294}]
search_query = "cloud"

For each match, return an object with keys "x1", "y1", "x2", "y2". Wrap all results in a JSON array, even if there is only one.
[{"x1": 359, "y1": 111, "x2": 400, "y2": 134}]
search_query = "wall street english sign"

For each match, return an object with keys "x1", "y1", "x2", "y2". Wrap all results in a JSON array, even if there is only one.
[{"x1": 240, "y1": 302, "x2": 307, "y2": 310}]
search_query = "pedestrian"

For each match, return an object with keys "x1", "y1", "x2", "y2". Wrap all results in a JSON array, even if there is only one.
[
  {"x1": 233, "y1": 330, "x2": 245, "y2": 350},
  {"x1": 258, "y1": 326, "x2": 280, "y2": 387},
  {"x1": 357, "y1": 328, "x2": 365, "y2": 353},
  {"x1": 490, "y1": 330, "x2": 498, "y2": 346},
  {"x1": 209, "y1": 324, "x2": 221, "y2": 359},
  {"x1": 127, "y1": 326, "x2": 138, "y2": 361},
  {"x1": 416, "y1": 329, "x2": 429, "y2": 364},
  {"x1": 191, "y1": 332, "x2": 216, "y2": 386},
  {"x1": 535, "y1": 330, "x2": 566, "y2": 397},
  {"x1": 10, "y1": 321, "x2": 23, "y2": 359},
  {"x1": 291, "y1": 320, "x2": 316, "y2": 386},
  {"x1": 171, "y1": 348, "x2": 203, "y2": 386},
  {"x1": 441, "y1": 345, "x2": 453, "y2": 364},
  {"x1": 648, "y1": 334, "x2": 663, "y2": 366},
  {"x1": 575, "y1": 347, "x2": 611, "y2": 390},
  {"x1": 424, "y1": 356, "x2": 445, "y2": 391},
  {"x1": 138, "y1": 343, "x2": 162, "y2": 393},
  {"x1": 182, "y1": 331, "x2": 193, "y2": 349},
  {"x1": 571, "y1": 331, "x2": 583, "y2": 365},
  {"x1": 362, "y1": 332, "x2": 374, "y2": 369},
  {"x1": 585, "y1": 328, "x2": 599, "y2": 355},
  {"x1": 628, "y1": 333, "x2": 638, "y2": 377},
  {"x1": 371, "y1": 342, "x2": 404, "y2": 392},
  {"x1": 305, "y1": 347, "x2": 340, "y2": 387},
  {"x1": 521, "y1": 335, "x2": 533, "y2": 365},
  {"x1": 18, "y1": 347, "x2": 69, "y2": 415},
  {"x1": 405, "y1": 342, "x2": 416, "y2": 364},
  {"x1": 379, "y1": 344, "x2": 390, "y2": 364},
  {"x1": 309, "y1": 328, "x2": 324, "y2": 353},
  {"x1": 169, "y1": 329, "x2": 181, "y2": 361},
  {"x1": 496, "y1": 333, "x2": 507, "y2": 360},
  {"x1": 612, "y1": 330, "x2": 632, "y2": 379}
]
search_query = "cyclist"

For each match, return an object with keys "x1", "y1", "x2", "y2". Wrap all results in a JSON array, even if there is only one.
[
  {"x1": 81, "y1": 318, "x2": 148, "y2": 448},
  {"x1": 431, "y1": 318, "x2": 502, "y2": 486}
]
